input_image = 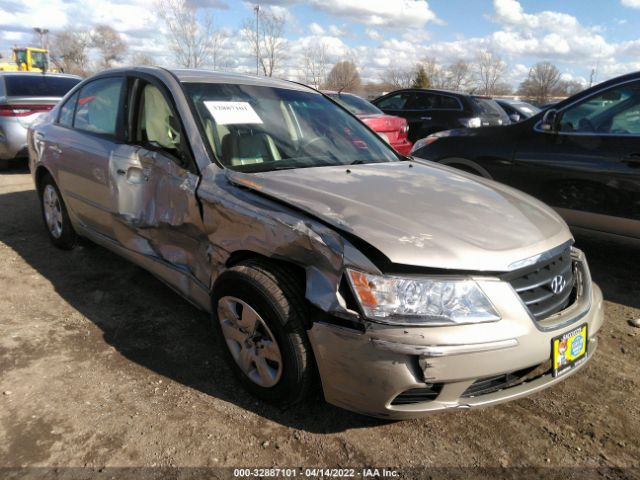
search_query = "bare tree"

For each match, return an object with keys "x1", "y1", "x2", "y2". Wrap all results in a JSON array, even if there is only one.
[
  {"x1": 555, "y1": 79, "x2": 584, "y2": 97},
  {"x1": 50, "y1": 27, "x2": 92, "y2": 75},
  {"x1": 380, "y1": 65, "x2": 415, "y2": 89},
  {"x1": 325, "y1": 60, "x2": 361, "y2": 92},
  {"x1": 91, "y1": 24, "x2": 128, "y2": 69},
  {"x1": 129, "y1": 51, "x2": 156, "y2": 66},
  {"x1": 475, "y1": 50, "x2": 507, "y2": 95},
  {"x1": 517, "y1": 62, "x2": 562, "y2": 104},
  {"x1": 446, "y1": 60, "x2": 474, "y2": 91},
  {"x1": 157, "y1": 0, "x2": 219, "y2": 68},
  {"x1": 421, "y1": 58, "x2": 448, "y2": 89},
  {"x1": 302, "y1": 41, "x2": 328, "y2": 89},
  {"x1": 242, "y1": 9, "x2": 287, "y2": 77}
]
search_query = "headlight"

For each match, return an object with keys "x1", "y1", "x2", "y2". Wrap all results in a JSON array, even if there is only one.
[
  {"x1": 346, "y1": 269, "x2": 500, "y2": 326},
  {"x1": 460, "y1": 117, "x2": 482, "y2": 128}
]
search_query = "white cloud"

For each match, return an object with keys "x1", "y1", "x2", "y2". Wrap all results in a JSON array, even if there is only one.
[
  {"x1": 308, "y1": 0, "x2": 439, "y2": 29},
  {"x1": 621, "y1": 0, "x2": 640, "y2": 8},
  {"x1": 327, "y1": 24, "x2": 346, "y2": 37},
  {"x1": 309, "y1": 22, "x2": 324, "y2": 35},
  {"x1": 365, "y1": 28, "x2": 380, "y2": 41}
]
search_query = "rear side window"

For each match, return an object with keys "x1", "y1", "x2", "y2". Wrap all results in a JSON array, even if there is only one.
[
  {"x1": 406, "y1": 92, "x2": 438, "y2": 110},
  {"x1": 438, "y1": 95, "x2": 462, "y2": 110},
  {"x1": 3, "y1": 75, "x2": 80, "y2": 97},
  {"x1": 73, "y1": 77, "x2": 123, "y2": 136},
  {"x1": 375, "y1": 92, "x2": 412, "y2": 110},
  {"x1": 58, "y1": 92, "x2": 78, "y2": 127}
]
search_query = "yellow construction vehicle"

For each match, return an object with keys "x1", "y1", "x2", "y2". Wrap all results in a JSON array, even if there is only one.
[{"x1": 0, "y1": 47, "x2": 54, "y2": 72}]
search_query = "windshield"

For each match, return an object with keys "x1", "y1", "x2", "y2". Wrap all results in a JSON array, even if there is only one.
[
  {"x1": 186, "y1": 83, "x2": 399, "y2": 173},
  {"x1": 327, "y1": 93, "x2": 382, "y2": 116},
  {"x1": 4, "y1": 75, "x2": 80, "y2": 97}
]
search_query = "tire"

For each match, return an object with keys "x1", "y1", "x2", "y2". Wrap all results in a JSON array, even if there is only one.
[
  {"x1": 0, "y1": 159, "x2": 9, "y2": 171},
  {"x1": 212, "y1": 259, "x2": 316, "y2": 406},
  {"x1": 38, "y1": 173, "x2": 78, "y2": 250}
]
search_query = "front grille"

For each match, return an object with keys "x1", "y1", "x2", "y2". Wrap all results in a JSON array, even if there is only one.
[
  {"x1": 501, "y1": 247, "x2": 576, "y2": 320},
  {"x1": 391, "y1": 384, "x2": 443, "y2": 405},
  {"x1": 462, "y1": 360, "x2": 552, "y2": 398}
]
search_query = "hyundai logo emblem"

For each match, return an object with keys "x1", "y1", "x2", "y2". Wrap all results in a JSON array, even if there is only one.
[{"x1": 550, "y1": 275, "x2": 567, "y2": 295}]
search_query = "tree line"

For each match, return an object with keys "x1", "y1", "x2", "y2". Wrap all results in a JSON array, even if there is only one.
[{"x1": 46, "y1": 0, "x2": 584, "y2": 104}]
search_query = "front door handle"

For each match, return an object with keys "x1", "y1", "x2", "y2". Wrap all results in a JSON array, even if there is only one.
[{"x1": 48, "y1": 144, "x2": 62, "y2": 154}]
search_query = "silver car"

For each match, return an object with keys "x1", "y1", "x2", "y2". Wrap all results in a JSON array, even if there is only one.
[
  {"x1": 28, "y1": 68, "x2": 604, "y2": 419},
  {"x1": 0, "y1": 72, "x2": 80, "y2": 170}
]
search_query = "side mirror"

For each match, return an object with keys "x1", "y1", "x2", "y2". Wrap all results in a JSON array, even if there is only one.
[
  {"x1": 509, "y1": 113, "x2": 521, "y2": 123},
  {"x1": 540, "y1": 108, "x2": 559, "y2": 132}
]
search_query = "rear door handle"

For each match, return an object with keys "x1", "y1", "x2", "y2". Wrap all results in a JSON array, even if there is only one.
[
  {"x1": 420, "y1": 116, "x2": 432, "y2": 121},
  {"x1": 48, "y1": 144, "x2": 62, "y2": 154}
]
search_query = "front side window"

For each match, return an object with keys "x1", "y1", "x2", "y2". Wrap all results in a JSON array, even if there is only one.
[
  {"x1": 73, "y1": 77, "x2": 123, "y2": 136},
  {"x1": 58, "y1": 92, "x2": 78, "y2": 127},
  {"x1": 135, "y1": 83, "x2": 188, "y2": 166},
  {"x1": 560, "y1": 82, "x2": 640, "y2": 135},
  {"x1": 187, "y1": 83, "x2": 398, "y2": 172}
]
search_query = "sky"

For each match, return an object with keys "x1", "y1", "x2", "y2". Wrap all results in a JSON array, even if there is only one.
[{"x1": 2, "y1": 0, "x2": 640, "y2": 87}]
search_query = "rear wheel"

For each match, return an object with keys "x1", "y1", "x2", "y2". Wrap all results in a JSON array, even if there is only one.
[
  {"x1": 0, "y1": 159, "x2": 9, "y2": 171},
  {"x1": 39, "y1": 174, "x2": 77, "y2": 250},
  {"x1": 212, "y1": 259, "x2": 316, "y2": 406}
]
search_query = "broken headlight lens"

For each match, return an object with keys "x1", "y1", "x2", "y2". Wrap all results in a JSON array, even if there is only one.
[{"x1": 346, "y1": 269, "x2": 500, "y2": 326}]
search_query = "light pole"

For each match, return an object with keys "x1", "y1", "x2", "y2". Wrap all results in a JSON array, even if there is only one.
[
  {"x1": 254, "y1": 5, "x2": 260, "y2": 75},
  {"x1": 33, "y1": 27, "x2": 50, "y2": 70}
]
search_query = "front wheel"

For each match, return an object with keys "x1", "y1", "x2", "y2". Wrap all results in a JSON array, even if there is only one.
[
  {"x1": 39, "y1": 174, "x2": 77, "y2": 249},
  {"x1": 212, "y1": 259, "x2": 316, "y2": 406}
]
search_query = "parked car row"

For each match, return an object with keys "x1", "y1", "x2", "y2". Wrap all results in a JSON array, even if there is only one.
[
  {"x1": 27, "y1": 66, "x2": 604, "y2": 419},
  {"x1": 410, "y1": 71, "x2": 640, "y2": 244},
  {"x1": 0, "y1": 72, "x2": 81, "y2": 170}
]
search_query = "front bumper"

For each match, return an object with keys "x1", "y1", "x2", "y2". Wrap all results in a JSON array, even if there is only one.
[{"x1": 309, "y1": 259, "x2": 604, "y2": 419}]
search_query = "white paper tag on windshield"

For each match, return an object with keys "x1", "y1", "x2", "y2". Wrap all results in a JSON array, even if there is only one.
[{"x1": 204, "y1": 101, "x2": 263, "y2": 125}]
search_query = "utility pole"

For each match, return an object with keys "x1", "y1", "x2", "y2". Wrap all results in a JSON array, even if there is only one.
[
  {"x1": 254, "y1": 4, "x2": 260, "y2": 75},
  {"x1": 33, "y1": 27, "x2": 50, "y2": 70}
]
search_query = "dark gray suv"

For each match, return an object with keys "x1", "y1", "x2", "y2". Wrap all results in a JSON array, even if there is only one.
[{"x1": 373, "y1": 88, "x2": 510, "y2": 142}]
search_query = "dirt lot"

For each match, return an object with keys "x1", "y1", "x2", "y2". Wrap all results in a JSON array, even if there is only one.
[{"x1": 0, "y1": 164, "x2": 639, "y2": 479}]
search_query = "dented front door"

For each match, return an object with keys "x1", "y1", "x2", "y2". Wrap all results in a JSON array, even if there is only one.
[
  {"x1": 109, "y1": 146, "x2": 209, "y2": 286},
  {"x1": 108, "y1": 76, "x2": 210, "y2": 294}
]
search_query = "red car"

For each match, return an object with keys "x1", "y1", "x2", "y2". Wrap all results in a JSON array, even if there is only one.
[{"x1": 324, "y1": 91, "x2": 412, "y2": 155}]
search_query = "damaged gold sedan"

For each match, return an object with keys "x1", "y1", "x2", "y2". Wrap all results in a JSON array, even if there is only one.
[{"x1": 27, "y1": 68, "x2": 604, "y2": 419}]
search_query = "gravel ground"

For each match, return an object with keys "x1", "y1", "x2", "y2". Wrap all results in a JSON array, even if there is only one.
[{"x1": 0, "y1": 165, "x2": 639, "y2": 479}]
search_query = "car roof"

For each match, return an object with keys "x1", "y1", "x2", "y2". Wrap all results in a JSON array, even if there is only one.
[
  {"x1": 388, "y1": 88, "x2": 472, "y2": 97},
  {"x1": 94, "y1": 66, "x2": 315, "y2": 93},
  {"x1": 495, "y1": 98, "x2": 529, "y2": 104}
]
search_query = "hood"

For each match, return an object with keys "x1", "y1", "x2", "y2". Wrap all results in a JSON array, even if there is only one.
[{"x1": 227, "y1": 161, "x2": 571, "y2": 272}]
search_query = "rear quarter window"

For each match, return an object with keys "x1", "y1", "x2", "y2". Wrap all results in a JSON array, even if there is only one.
[{"x1": 4, "y1": 75, "x2": 80, "y2": 97}]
